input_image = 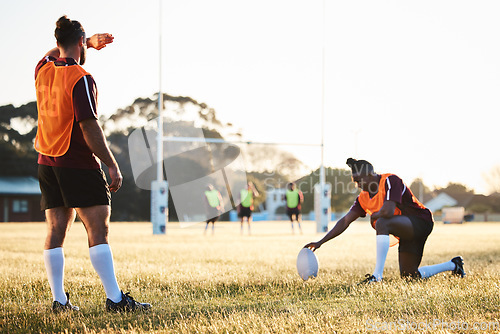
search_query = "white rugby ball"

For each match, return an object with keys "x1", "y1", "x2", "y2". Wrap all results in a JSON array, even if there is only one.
[{"x1": 296, "y1": 248, "x2": 319, "y2": 281}]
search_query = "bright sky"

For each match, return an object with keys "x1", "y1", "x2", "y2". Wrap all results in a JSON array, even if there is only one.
[{"x1": 1, "y1": 0, "x2": 499, "y2": 195}]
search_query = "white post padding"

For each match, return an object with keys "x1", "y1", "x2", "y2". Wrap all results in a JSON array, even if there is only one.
[
  {"x1": 314, "y1": 182, "x2": 331, "y2": 233},
  {"x1": 151, "y1": 180, "x2": 168, "y2": 234}
]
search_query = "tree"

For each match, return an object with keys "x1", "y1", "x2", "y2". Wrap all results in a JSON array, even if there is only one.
[
  {"x1": 483, "y1": 165, "x2": 500, "y2": 194},
  {"x1": 101, "y1": 93, "x2": 234, "y2": 138},
  {"x1": 102, "y1": 93, "x2": 230, "y2": 221},
  {"x1": 101, "y1": 93, "x2": 309, "y2": 221},
  {"x1": 432, "y1": 182, "x2": 474, "y2": 211},
  {"x1": 0, "y1": 103, "x2": 38, "y2": 177},
  {"x1": 0, "y1": 93, "x2": 321, "y2": 221},
  {"x1": 241, "y1": 144, "x2": 309, "y2": 182},
  {"x1": 440, "y1": 182, "x2": 474, "y2": 197},
  {"x1": 409, "y1": 178, "x2": 431, "y2": 202}
]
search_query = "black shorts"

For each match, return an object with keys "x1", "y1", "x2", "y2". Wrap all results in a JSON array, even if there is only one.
[
  {"x1": 238, "y1": 205, "x2": 252, "y2": 218},
  {"x1": 287, "y1": 207, "x2": 300, "y2": 218},
  {"x1": 398, "y1": 216, "x2": 434, "y2": 257},
  {"x1": 206, "y1": 207, "x2": 221, "y2": 223},
  {"x1": 38, "y1": 165, "x2": 111, "y2": 210},
  {"x1": 206, "y1": 216, "x2": 219, "y2": 223}
]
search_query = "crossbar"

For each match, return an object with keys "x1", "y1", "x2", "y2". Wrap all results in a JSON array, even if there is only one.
[{"x1": 162, "y1": 136, "x2": 322, "y2": 147}]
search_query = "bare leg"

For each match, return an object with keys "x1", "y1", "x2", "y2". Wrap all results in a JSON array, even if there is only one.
[
  {"x1": 44, "y1": 207, "x2": 76, "y2": 303},
  {"x1": 75, "y1": 205, "x2": 110, "y2": 247},
  {"x1": 399, "y1": 252, "x2": 422, "y2": 278},
  {"x1": 45, "y1": 207, "x2": 76, "y2": 249},
  {"x1": 75, "y1": 205, "x2": 121, "y2": 302},
  {"x1": 297, "y1": 214, "x2": 303, "y2": 234},
  {"x1": 375, "y1": 216, "x2": 414, "y2": 239}
]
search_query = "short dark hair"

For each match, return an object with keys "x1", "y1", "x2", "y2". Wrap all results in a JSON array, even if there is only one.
[
  {"x1": 346, "y1": 158, "x2": 374, "y2": 176},
  {"x1": 55, "y1": 15, "x2": 85, "y2": 48}
]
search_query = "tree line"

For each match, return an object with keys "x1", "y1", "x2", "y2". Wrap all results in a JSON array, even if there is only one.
[
  {"x1": 0, "y1": 94, "x2": 313, "y2": 221},
  {"x1": 2, "y1": 94, "x2": 499, "y2": 221}
]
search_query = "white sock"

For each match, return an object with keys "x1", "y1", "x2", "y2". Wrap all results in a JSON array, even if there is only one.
[
  {"x1": 89, "y1": 244, "x2": 122, "y2": 303},
  {"x1": 373, "y1": 235, "x2": 390, "y2": 281},
  {"x1": 418, "y1": 260, "x2": 455, "y2": 278},
  {"x1": 44, "y1": 247, "x2": 67, "y2": 304}
]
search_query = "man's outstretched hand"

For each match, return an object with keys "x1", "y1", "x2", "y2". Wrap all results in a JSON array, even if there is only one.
[{"x1": 87, "y1": 33, "x2": 114, "y2": 50}]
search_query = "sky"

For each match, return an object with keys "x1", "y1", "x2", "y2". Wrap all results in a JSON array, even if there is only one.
[{"x1": 1, "y1": 0, "x2": 499, "y2": 195}]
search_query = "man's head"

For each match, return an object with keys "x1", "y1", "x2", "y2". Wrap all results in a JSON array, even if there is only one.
[
  {"x1": 287, "y1": 182, "x2": 295, "y2": 190},
  {"x1": 55, "y1": 15, "x2": 86, "y2": 65},
  {"x1": 346, "y1": 158, "x2": 378, "y2": 192}
]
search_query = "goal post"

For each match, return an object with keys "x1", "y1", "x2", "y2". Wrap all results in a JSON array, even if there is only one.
[
  {"x1": 134, "y1": 126, "x2": 333, "y2": 231},
  {"x1": 314, "y1": 182, "x2": 331, "y2": 233}
]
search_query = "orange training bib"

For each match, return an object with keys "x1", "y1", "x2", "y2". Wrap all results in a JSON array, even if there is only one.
[
  {"x1": 358, "y1": 173, "x2": 401, "y2": 246},
  {"x1": 35, "y1": 62, "x2": 89, "y2": 157}
]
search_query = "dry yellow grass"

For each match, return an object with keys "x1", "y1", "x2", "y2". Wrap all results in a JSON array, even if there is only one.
[{"x1": 0, "y1": 220, "x2": 499, "y2": 333}]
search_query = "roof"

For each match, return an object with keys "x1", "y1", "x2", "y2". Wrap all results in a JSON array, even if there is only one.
[
  {"x1": 441, "y1": 191, "x2": 475, "y2": 207},
  {"x1": 0, "y1": 176, "x2": 41, "y2": 195},
  {"x1": 424, "y1": 192, "x2": 458, "y2": 212}
]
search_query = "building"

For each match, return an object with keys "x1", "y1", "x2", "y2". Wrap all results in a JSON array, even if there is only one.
[
  {"x1": 0, "y1": 176, "x2": 44, "y2": 222},
  {"x1": 424, "y1": 192, "x2": 458, "y2": 212},
  {"x1": 265, "y1": 188, "x2": 287, "y2": 220}
]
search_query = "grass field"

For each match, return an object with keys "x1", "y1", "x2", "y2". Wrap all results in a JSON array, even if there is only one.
[{"x1": 1, "y1": 220, "x2": 499, "y2": 333}]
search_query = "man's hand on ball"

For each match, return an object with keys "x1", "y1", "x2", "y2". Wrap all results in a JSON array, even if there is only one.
[{"x1": 304, "y1": 242, "x2": 322, "y2": 252}]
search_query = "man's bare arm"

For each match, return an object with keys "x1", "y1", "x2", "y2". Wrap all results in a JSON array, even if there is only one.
[
  {"x1": 42, "y1": 33, "x2": 113, "y2": 58},
  {"x1": 44, "y1": 47, "x2": 60, "y2": 58},
  {"x1": 79, "y1": 118, "x2": 122, "y2": 192},
  {"x1": 371, "y1": 200, "x2": 397, "y2": 222},
  {"x1": 304, "y1": 209, "x2": 362, "y2": 251}
]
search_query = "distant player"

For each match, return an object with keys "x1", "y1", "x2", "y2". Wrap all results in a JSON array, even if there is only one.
[
  {"x1": 284, "y1": 182, "x2": 304, "y2": 234},
  {"x1": 238, "y1": 182, "x2": 259, "y2": 235},
  {"x1": 204, "y1": 184, "x2": 223, "y2": 235},
  {"x1": 35, "y1": 16, "x2": 150, "y2": 312},
  {"x1": 305, "y1": 158, "x2": 465, "y2": 283}
]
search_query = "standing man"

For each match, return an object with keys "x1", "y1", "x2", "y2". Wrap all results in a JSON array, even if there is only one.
[
  {"x1": 284, "y1": 182, "x2": 304, "y2": 234},
  {"x1": 238, "y1": 182, "x2": 259, "y2": 235},
  {"x1": 204, "y1": 184, "x2": 223, "y2": 235},
  {"x1": 35, "y1": 16, "x2": 150, "y2": 312}
]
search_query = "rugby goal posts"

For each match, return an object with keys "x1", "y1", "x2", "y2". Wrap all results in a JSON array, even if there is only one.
[{"x1": 147, "y1": 136, "x2": 331, "y2": 234}]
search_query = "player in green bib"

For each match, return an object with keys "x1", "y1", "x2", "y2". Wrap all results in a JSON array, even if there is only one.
[
  {"x1": 204, "y1": 184, "x2": 223, "y2": 235},
  {"x1": 238, "y1": 182, "x2": 259, "y2": 235},
  {"x1": 284, "y1": 182, "x2": 304, "y2": 234}
]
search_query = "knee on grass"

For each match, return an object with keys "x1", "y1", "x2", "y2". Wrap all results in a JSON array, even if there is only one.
[{"x1": 400, "y1": 270, "x2": 421, "y2": 279}]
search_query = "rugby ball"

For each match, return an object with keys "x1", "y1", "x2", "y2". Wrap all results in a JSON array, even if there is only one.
[{"x1": 296, "y1": 248, "x2": 319, "y2": 281}]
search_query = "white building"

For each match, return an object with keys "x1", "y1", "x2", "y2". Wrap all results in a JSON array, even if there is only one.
[
  {"x1": 265, "y1": 188, "x2": 287, "y2": 220},
  {"x1": 424, "y1": 193, "x2": 458, "y2": 212}
]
